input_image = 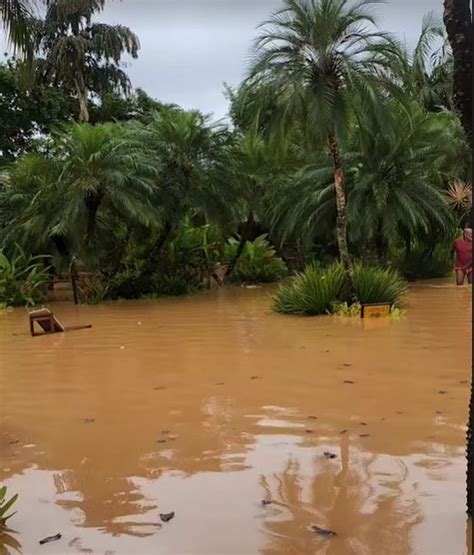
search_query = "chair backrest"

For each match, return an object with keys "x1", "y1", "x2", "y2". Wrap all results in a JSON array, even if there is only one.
[{"x1": 29, "y1": 308, "x2": 53, "y2": 318}]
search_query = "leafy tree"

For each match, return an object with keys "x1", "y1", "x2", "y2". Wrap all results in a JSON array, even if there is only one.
[
  {"x1": 0, "y1": 57, "x2": 75, "y2": 163},
  {"x1": 32, "y1": 0, "x2": 140, "y2": 122},
  {"x1": 247, "y1": 0, "x2": 393, "y2": 276}
]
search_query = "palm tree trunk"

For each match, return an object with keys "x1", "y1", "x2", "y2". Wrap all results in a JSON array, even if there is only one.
[
  {"x1": 85, "y1": 195, "x2": 101, "y2": 245},
  {"x1": 75, "y1": 77, "x2": 90, "y2": 123},
  {"x1": 224, "y1": 235, "x2": 247, "y2": 279},
  {"x1": 468, "y1": 377, "x2": 473, "y2": 515},
  {"x1": 224, "y1": 212, "x2": 254, "y2": 279},
  {"x1": 327, "y1": 135, "x2": 351, "y2": 276},
  {"x1": 147, "y1": 221, "x2": 172, "y2": 266},
  {"x1": 443, "y1": 0, "x2": 472, "y2": 140}
]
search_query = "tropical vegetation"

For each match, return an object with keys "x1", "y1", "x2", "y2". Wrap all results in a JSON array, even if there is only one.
[{"x1": 0, "y1": 0, "x2": 471, "y2": 310}]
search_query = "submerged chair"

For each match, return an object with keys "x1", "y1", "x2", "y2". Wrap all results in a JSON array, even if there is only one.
[{"x1": 29, "y1": 308, "x2": 65, "y2": 336}]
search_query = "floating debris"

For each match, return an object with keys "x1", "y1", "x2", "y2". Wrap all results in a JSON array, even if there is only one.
[
  {"x1": 216, "y1": 382, "x2": 225, "y2": 386},
  {"x1": 438, "y1": 390, "x2": 447, "y2": 395},
  {"x1": 305, "y1": 429, "x2": 314, "y2": 434},
  {"x1": 153, "y1": 386, "x2": 166, "y2": 391},
  {"x1": 39, "y1": 534, "x2": 62, "y2": 545},
  {"x1": 343, "y1": 380, "x2": 354, "y2": 384},
  {"x1": 261, "y1": 499, "x2": 273, "y2": 506},
  {"x1": 343, "y1": 363, "x2": 352, "y2": 367},
  {"x1": 307, "y1": 415, "x2": 318, "y2": 420},
  {"x1": 339, "y1": 429, "x2": 348, "y2": 434},
  {"x1": 323, "y1": 452, "x2": 337, "y2": 459},
  {"x1": 83, "y1": 418, "x2": 95, "y2": 424},
  {"x1": 359, "y1": 433, "x2": 370, "y2": 438},
  {"x1": 250, "y1": 376, "x2": 261, "y2": 380},
  {"x1": 160, "y1": 512, "x2": 175, "y2": 523},
  {"x1": 360, "y1": 422, "x2": 368, "y2": 426},
  {"x1": 310, "y1": 525, "x2": 336, "y2": 537},
  {"x1": 8, "y1": 440, "x2": 19, "y2": 445}
]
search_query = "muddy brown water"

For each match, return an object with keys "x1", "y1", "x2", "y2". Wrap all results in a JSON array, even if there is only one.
[{"x1": 0, "y1": 281, "x2": 471, "y2": 555}]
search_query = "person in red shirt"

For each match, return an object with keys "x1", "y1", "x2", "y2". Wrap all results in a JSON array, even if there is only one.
[{"x1": 454, "y1": 227, "x2": 472, "y2": 285}]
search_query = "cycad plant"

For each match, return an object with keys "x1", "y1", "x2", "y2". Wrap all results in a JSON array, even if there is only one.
[{"x1": 248, "y1": 0, "x2": 393, "y2": 275}]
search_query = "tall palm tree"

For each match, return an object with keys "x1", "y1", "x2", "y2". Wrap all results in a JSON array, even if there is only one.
[
  {"x1": 0, "y1": 0, "x2": 34, "y2": 54},
  {"x1": 443, "y1": 0, "x2": 472, "y2": 141},
  {"x1": 387, "y1": 12, "x2": 453, "y2": 112},
  {"x1": 248, "y1": 0, "x2": 392, "y2": 276},
  {"x1": 443, "y1": 0, "x2": 473, "y2": 518},
  {"x1": 269, "y1": 102, "x2": 459, "y2": 258},
  {"x1": 33, "y1": 0, "x2": 140, "y2": 122}
]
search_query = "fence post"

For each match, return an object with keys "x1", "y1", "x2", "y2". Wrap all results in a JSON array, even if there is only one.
[{"x1": 70, "y1": 257, "x2": 79, "y2": 305}]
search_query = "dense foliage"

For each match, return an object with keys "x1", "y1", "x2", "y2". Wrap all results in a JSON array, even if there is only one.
[
  {"x1": 0, "y1": 246, "x2": 49, "y2": 306},
  {"x1": 0, "y1": 0, "x2": 471, "y2": 308}
]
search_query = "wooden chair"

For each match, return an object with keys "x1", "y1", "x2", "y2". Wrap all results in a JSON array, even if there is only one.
[{"x1": 29, "y1": 308, "x2": 65, "y2": 337}]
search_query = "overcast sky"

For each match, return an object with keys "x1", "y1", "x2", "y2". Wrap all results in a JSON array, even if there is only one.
[{"x1": 3, "y1": 0, "x2": 443, "y2": 119}]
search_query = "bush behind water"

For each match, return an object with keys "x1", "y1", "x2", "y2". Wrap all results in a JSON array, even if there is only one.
[{"x1": 226, "y1": 235, "x2": 287, "y2": 284}]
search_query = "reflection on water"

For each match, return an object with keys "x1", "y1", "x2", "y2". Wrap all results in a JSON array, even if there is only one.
[{"x1": 0, "y1": 281, "x2": 471, "y2": 554}]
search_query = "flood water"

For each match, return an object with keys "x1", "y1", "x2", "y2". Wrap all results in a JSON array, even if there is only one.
[{"x1": 0, "y1": 281, "x2": 472, "y2": 555}]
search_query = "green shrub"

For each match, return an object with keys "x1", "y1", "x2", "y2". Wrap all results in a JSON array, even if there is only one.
[
  {"x1": 226, "y1": 235, "x2": 287, "y2": 284},
  {"x1": 396, "y1": 243, "x2": 453, "y2": 279},
  {"x1": 352, "y1": 264, "x2": 407, "y2": 306},
  {"x1": 0, "y1": 486, "x2": 18, "y2": 528},
  {"x1": 0, "y1": 247, "x2": 49, "y2": 307},
  {"x1": 106, "y1": 267, "x2": 155, "y2": 300},
  {"x1": 272, "y1": 263, "x2": 346, "y2": 315}
]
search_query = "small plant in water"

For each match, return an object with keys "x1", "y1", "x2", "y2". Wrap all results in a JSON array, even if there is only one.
[
  {"x1": 330, "y1": 301, "x2": 362, "y2": 317},
  {"x1": 0, "y1": 486, "x2": 18, "y2": 528}
]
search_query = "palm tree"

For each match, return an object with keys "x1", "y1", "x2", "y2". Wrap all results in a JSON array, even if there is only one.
[
  {"x1": 443, "y1": 0, "x2": 472, "y2": 140},
  {"x1": 0, "y1": 0, "x2": 34, "y2": 54},
  {"x1": 3, "y1": 124, "x2": 159, "y2": 263},
  {"x1": 269, "y1": 102, "x2": 459, "y2": 259},
  {"x1": 248, "y1": 0, "x2": 392, "y2": 276},
  {"x1": 33, "y1": 0, "x2": 140, "y2": 122},
  {"x1": 128, "y1": 108, "x2": 231, "y2": 267},
  {"x1": 387, "y1": 12, "x2": 453, "y2": 112}
]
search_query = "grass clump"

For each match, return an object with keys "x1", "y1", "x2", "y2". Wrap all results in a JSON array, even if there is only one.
[
  {"x1": 273, "y1": 262, "x2": 407, "y2": 316},
  {"x1": 272, "y1": 263, "x2": 346, "y2": 315},
  {"x1": 352, "y1": 264, "x2": 408, "y2": 306}
]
